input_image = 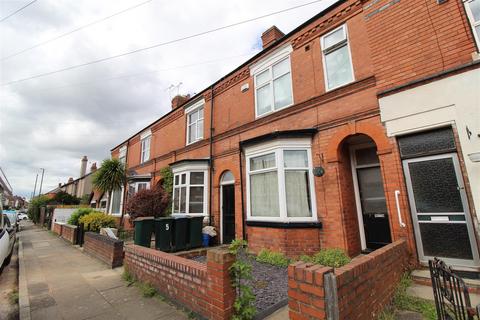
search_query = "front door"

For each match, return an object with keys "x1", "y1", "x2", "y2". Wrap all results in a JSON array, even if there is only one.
[
  {"x1": 403, "y1": 154, "x2": 479, "y2": 267},
  {"x1": 351, "y1": 146, "x2": 392, "y2": 251},
  {"x1": 221, "y1": 184, "x2": 235, "y2": 244}
]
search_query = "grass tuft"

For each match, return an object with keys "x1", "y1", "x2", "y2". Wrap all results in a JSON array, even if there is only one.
[
  {"x1": 139, "y1": 282, "x2": 157, "y2": 298},
  {"x1": 8, "y1": 290, "x2": 19, "y2": 305}
]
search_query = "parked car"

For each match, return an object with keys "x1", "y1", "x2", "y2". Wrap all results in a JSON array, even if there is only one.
[
  {"x1": 4, "y1": 210, "x2": 19, "y2": 231},
  {"x1": 0, "y1": 213, "x2": 16, "y2": 271},
  {"x1": 17, "y1": 213, "x2": 28, "y2": 221}
]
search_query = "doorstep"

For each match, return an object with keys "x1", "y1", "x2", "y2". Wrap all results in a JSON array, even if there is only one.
[
  {"x1": 407, "y1": 283, "x2": 480, "y2": 306},
  {"x1": 412, "y1": 269, "x2": 480, "y2": 294}
]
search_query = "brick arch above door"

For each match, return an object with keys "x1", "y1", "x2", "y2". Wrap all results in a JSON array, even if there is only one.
[{"x1": 326, "y1": 120, "x2": 393, "y2": 163}]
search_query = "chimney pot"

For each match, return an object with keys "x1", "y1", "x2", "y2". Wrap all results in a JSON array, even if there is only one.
[
  {"x1": 261, "y1": 26, "x2": 285, "y2": 49},
  {"x1": 68, "y1": 177, "x2": 74, "y2": 183},
  {"x1": 171, "y1": 94, "x2": 190, "y2": 109},
  {"x1": 90, "y1": 162, "x2": 97, "y2": 172}
]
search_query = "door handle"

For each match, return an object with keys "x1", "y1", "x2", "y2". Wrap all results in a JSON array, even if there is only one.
[{"x1": 395, "y1": 190, "x2": 406, "y2": 228}]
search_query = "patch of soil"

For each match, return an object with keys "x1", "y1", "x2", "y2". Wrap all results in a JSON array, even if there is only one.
[{"x1": 190, "y1": 254, "x2": 288, "y2": 313}]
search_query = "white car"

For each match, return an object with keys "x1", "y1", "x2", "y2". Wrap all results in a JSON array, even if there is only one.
[
  {"x1": 17, "y1": 213, "x2": 28, "y2": 221},
  {"x1": 0, "y1": 213, "x2": 16, "y2": 271}
]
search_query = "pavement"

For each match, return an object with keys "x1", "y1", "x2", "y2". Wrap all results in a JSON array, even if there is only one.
[{"x1": 18, "y1": 221, "x2": 189, "y2": 320}]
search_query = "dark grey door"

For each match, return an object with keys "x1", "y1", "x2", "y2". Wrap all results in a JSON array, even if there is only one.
[{"x1": 222, "y1": 184, "x2": 235, "y2": 244}]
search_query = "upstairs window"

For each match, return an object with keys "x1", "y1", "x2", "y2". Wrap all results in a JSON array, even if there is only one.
[
  {"x1": 119, "y1": 146, "x2": 127, "y2": 164},
  {"x1": 251, "y1": 45, "x2": 294, "y2": 118},
  {"x1": 321, "y1": 24, "x2": 354, "y2": 91},
  {"x1": 140, "y1": 130, "x2": 151, "y2": 163},
  {"x1": 186, "y1": 100, "x2": 205, "y2": 145},
  {"x1": 465, "y1": 0, "x2": 480, "y2": 48}
]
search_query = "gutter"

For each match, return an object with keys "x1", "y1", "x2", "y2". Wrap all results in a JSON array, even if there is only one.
[{"x1": 239, "y1": 149, "x2": 246, "y2": 241}]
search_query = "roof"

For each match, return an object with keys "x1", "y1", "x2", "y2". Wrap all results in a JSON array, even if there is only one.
[{"x1": 110, "y1": 0, "x2": 346, "y2": 152}]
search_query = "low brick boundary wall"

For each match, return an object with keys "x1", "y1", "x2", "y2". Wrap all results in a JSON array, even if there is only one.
[
  {"x1": 60, "y1": 224, "x2": 77, "y2": 244},
  {"x1": 52, "y1": 222, "x2": 63, "y2": 235},
  {"x1": 124, "y1": 245, "x2": 235, "y2": 320},
  {"x1": 84, "y1": 232, "x2": 124, "y2": 268},
  {"x1": 288, "y1": 240, "x2": 409, "y2": 320}
]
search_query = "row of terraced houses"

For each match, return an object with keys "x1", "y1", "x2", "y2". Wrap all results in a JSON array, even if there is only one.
[{"x1": 92, "y1": 0, "x2": 480, "y2": 271}]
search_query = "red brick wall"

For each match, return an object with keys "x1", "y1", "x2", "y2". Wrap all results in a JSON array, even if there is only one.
[
  {"x1": 247, "y1": 227, "x2": 321, "y2": 258},
  {"x1": 52, "y1": 222, "x2": 62, "y2": 235},
  {"x1": 60, "y1": 224, "x2": 77, "y2": 244},
  {"x1": 84, "y1": 232, "x2": 124, "y2": 268},
  {"x1": 124, "y1": 245, "x2": 235, "y2": 320},
  {"x1": 288, "y1": 239, "x2": 409, "y2": 320}
]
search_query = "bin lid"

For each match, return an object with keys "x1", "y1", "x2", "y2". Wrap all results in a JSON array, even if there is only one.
[
  {"x1": 134, "y1": 216, "x2": 154, "y2": 221},
  {"x1": 155, "y1": 216, "x2": 174, "y2": 221},
  {"x1": 173, "y1": 215, "x2": 188, "y2": 219}
]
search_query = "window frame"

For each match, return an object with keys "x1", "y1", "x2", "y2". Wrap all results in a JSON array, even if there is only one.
[
  {"x1": 245, "y1": 138, "x2": 317, "y2": 222},
  {"x1": 108, "y1": 186, "x2": 124, "y2": 216},
  {"x1": 320, "y1": 24, "x2": 355, "y2": 91},
  {"x1": 250, "y1": 44, "x2": 294, "y2": 118},
  {"x1": 185, "y1": 99, "x2": 205, "y2": 145},
  {"x1": 119, "y1": 145, "x2": 127, "y2": 164},
  {"x1": 140, "y1": 130, "x2": 151, "y2": 164},
  {"x1": 464, "y1": 0, "x2": 480, "y2": 49},
  {"x1": 171, "y1": 163, "x2": 209, "y2": 217}
]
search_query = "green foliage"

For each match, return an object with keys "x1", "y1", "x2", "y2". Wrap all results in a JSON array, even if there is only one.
[
  {"x1": 51, "y1": 191, "x2": 80, "y2": 205},
  {"x1": 378, "y1": 274, "x2": 436, "y2": 320},
  {"x1": 159, "y1": 167, "x2": 173, "y2": 215},
  {"x1": 256, "y1": 249, "x2": 291, "y2": 267},
  {"x1": 299, "y1": 248, "x2": 351, "y2": 268},
  {"x1": 78, "y1": 211, "x2": 116, "y2": 232},
  {"x1": 27, "y1": 195, "x2": 51, "y2": 223},
  {"x1": 93, "y1": 158, "x2": 126, "y2": 193},
  {"x1": 140, "y1": 282, "x2": 157, "y2": 298},
  {"x1": 8, "y1": 290, "x2": 19, "y2": 305},
  {"x1": 229, "y1": 240, "x2": 256, "y2": 320},
  {"x1": 122, "y1": 269, "x2": 135, "y2": 286},
  {"x1": 68, "y1": 208, "x2": 94, "y2": 225}
]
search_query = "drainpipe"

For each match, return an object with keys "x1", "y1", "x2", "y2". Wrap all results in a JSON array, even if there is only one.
[
  {"x1": 239, "y1": 149, "x2": 246, "y2": 241},
  {"x1": 120, "y1": 141, "x2": 129, "y2": 228},
  {"x1": 208, "y1": 85, "x2": 214, "y2": 226}
]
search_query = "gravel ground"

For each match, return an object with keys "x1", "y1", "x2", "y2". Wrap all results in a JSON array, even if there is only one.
[{"x1": 191, "y1": 254, "x2": 288, "y2": 313}]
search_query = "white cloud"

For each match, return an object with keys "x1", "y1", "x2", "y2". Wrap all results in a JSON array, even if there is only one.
[{"x1": 0, "y1": 0, "x2": 337, "y2": 197}]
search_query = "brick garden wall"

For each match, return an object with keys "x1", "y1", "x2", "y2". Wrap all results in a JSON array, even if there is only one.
[
  {"x1": 124, "y1": 245, "x2": 235, "y2": 320},
  {"x1": 84, "y1": 232, "x2": 124, "y2": 268},
  {"x1": 52, "y1": 222, "x2": 63, "y2": 235},
  {"x1": 288, "y1": 240, "x2": 409, "y2": 320},
  {"x1": 60, "y1": 224, "x2": 77, "y2": 244}
]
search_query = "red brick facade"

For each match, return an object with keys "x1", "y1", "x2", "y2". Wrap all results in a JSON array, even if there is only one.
[
  {"x1": 108, "y1": 0, "x2": 478, "y2": 261},
  {"x1": 84, "y1": 232, "x2": 124, "y2": 268},
  {"x1": 124, "y1": 245, "x2": 235, "y2": 320},
  {"x1": 288, "y1": 240, "x2": 409, "y2": 320}
]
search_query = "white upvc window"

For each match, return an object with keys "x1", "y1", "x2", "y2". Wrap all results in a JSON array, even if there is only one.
[
  {"x1": 465, "y1": 0, "x2": 480, "y2": 48},
  {"x1": 128, "y1": 181, "x2": 150, "y2": 197},
  {"x1": 140, "y1": 130, "x2": 151, "y2": 163},
  {"x1": 245, "y1": 138, "x2": 317, "y2": 222},
  {"x1": 186, "y1": 99, "x2": 205, "y2": 145},
  {"x1": 119, "y1": 145, "x2": 127, "y2": 164},
  {"x1": 321, "y1": 24, "x2": 354, "y2": 91},
  {"x1": 172, "y1": 165, "x2": 208, "y2": 216},
  {"x1": 251, "y1": 44, "x2": 294, "y2": 118},
  {"x1": 109, "y1": 187, "x2": 124, "y2": 216}
]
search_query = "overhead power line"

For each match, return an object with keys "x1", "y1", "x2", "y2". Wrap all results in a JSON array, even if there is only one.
[
  {"x1": 1, "y1": 0, "x2": 324, "y2": 87},
  {"x1": 0, "y1": 0, "x2": 37, "y2": 23},
  {"x1": 1, "y1": 0, "x2": 154, "y2": 61}
]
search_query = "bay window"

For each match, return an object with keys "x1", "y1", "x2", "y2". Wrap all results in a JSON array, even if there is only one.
[
  {"x1": 465, "y1": 0, "x2": 480, "y2": 48},
  {"x1": 128, "y1": 181, "x2": 150, "y2": 198},
  {"x1": 251, "y1": 44, "x2": 294, "y2": 118},
  {"x1": 321, "y1": 24, "x2": 354, "y2": 91},
  {"x1": 172, "y1": 170, "x2": 208, "y2": 216},
  {"x1": 246, "y1": 139, "x2": 317, "y2": 222}
]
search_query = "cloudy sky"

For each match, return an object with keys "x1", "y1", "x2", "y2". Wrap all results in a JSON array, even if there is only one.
[{"x1": 0, "y1": 0, "x2": 336, "y2": 199}]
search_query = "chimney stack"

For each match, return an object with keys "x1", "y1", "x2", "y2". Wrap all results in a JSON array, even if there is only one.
[
  {"x1": 80, "y1": 156, "x2": 88, "y2": 177},
  {"x1": 261, "y1": 26, "x2": 284, "y2": 49},
  {"x1": 90, "y1": 162, "x2": 97, "y2": 172},
  {"x1": 58, "y1": 183, "x2": 62, "y2": 187},
  {"x1": 68, "y1": 177, "x2": 74, "y2": 183},
  {"x1": 171, "y1": 94, "x2": 190, "y2": 109}
]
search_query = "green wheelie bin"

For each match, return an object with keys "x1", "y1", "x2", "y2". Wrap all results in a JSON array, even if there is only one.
[
  {"x1": 155, "y1": 217, "x2": 173, "y2": 252},
  {"x1": 172, "y1": 216, "x2": 188, "y2": 252},
  {"x1": 188, "y1": 216, "x2": 204, "y2": 249},
  {"x1": 134, "y1": 217, "x2": 154, "y2": 248}
]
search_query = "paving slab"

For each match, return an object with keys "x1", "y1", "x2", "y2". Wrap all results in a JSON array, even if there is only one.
[{"x1": 18, "y1": 221, "x2": 188, "y2": 320}]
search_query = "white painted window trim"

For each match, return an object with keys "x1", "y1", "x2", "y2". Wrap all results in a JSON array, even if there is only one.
[
  {"x1": 250, "y1": 44, "x2": 294, "y2": 118},
  {"x1": 119, "y1": 145, "x2": 127, "y2": 164},
  {"x1": 140, "y1": 135, "x2": 151, "y2": 163},
  {"x1": 129, "y1": 181, "x2": 150, "y2": 194},
  {"x1": 464, "y1": 0, "x2": 480, "y2": 49},
  {"x1": 245, "y1": 138, "x2": 317, "y2": 222},
  {"x1": 108, "y1": 186, "x2": 124, "y2": 216},
  {"x1": 171, "y1": 162, "x2": 209, "y2": 217},
  {"x1": 185, "y1": 99, "x2": 205, "y2": 146},
  {"x1": 320, "y1": 24, "x2": 355, "y2": 91}
]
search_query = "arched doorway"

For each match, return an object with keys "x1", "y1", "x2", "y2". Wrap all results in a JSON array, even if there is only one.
[{"x1": 220, "y1": 171, "x2": 235, "y2": 244}]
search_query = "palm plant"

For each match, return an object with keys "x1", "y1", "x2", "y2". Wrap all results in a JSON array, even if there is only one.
[{"x1": 92, "y1": 158, "x2": 126, "y2": 221}]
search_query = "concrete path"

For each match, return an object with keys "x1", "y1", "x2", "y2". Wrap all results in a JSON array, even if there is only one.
[{"x1": 18, "y1": 221, "x2": 188, "y2": 320}]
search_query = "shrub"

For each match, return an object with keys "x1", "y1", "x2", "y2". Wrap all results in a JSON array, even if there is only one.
[
  {"x1": 27, "y1": 195, "x2": 51, "y2": 223},
  {"x1": 126, "y1": 184, "x2": 170, "y2": 221},
  {"x1": 50, "y1": 191, "x2": 81, "y2": 205},
  {"x1": 79, "y1": 211, "x2": 116, "y2": 232},
  {"x1": 299, "y1": 248, "x2": 351, "y2": 268},
  {"x1": 68, "y1": 208, "x2": 94, "y2": 225},
  {"x1": 256, "y1": 249, "x2": 291, "y2": 267},
  {"x1": 159, "y1": 167, "x2": 173, "y2": 215}
]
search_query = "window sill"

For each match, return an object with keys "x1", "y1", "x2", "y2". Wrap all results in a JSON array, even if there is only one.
[{"x1": 245, "y1": 220, "x2": 322, "y2": 229}]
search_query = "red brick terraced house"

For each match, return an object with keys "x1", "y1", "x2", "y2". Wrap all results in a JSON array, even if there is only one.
[{"x1": 106, "y1": 0, "x2": 480, "y2": 270}]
